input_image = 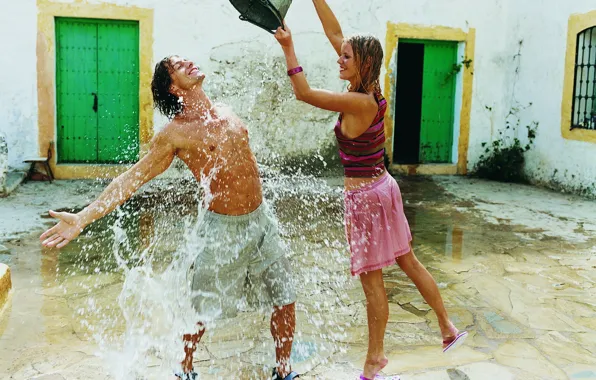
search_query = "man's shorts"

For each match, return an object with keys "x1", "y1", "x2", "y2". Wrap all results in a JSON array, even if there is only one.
[{"x1": 189, "y1": 202, "x2": 296, "y2": 320}]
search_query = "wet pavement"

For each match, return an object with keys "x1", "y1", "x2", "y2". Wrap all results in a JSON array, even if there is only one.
[{"x1": 1, "y1": 175, "x2": 596, "y2": 379}]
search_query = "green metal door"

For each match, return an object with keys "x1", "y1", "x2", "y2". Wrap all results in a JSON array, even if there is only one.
[
  {"x1": 56, "y1": 18, "x2": 139, "y2": 164},
  {"x1": 419, "y1": 40, "x2": 458, "y2": 163}
]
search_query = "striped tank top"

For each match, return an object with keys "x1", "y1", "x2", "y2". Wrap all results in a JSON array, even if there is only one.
[{"x1": 334, "y1": 91, "x2": 387, "y2": 177}]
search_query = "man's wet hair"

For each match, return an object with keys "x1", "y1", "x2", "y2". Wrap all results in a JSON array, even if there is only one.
[{"x1": 151, "y1": 56, "x2": 183, "y2": 119}]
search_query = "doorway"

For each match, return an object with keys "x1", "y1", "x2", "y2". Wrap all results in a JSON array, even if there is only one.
[{"x1": 393, "y1": 39, "x2": 459, "y2": 165}]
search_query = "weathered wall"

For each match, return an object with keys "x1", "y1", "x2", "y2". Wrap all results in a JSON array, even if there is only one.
[
  {"x1": 2, "y1": 0, "x2": 596, "y2": 193},
  {"x1": 0, "y1": 0, "x2": 38, "y2": 172},
  {"x1": 497, "y1": 1, "x2": 596, "y2": 195},
  {"x1": 0, "y1": 0, "x2": 509, "y2": 172}
]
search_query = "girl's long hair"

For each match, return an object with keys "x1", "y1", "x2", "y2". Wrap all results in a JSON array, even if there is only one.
[{"x1": 345, "y1": 34, "x2": 384, "y2": 94}]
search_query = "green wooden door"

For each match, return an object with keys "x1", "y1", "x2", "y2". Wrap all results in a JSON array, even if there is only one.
[
  {"x1": 56, "y1": 19, "x2": 99, "y2": 162},
  {"x1": 56, "y1": 18, "x2": 139, "y2": 164},
  {"x1": 97, "y1": 21, "x2": 140, "y2": 163},
  {"x1": 419, "y1": 40, "x2": 458, "y2": 163}
]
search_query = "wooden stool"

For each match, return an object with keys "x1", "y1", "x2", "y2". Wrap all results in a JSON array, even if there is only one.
[{"x1": 24, "y1": 143, "x2": 54, "y2": 183}]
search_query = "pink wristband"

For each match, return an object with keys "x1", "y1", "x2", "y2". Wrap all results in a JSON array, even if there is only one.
[{"x1": 287, "y1": 66, "x2": 303, "y2": 76}]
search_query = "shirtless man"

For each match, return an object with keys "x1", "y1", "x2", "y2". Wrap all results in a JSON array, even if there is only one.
[{"x1": 40, "y1": 55, "x2": 299, "y2": 380}]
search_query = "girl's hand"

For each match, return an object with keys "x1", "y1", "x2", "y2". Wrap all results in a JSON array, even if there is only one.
[{"x1": 274, "y1": 22, "x2": 293, "y2": 49}]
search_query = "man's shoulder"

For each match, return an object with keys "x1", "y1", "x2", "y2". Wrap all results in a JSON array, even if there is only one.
[
  {"x1": 160, "y1": 119, "x2": 191, "y2": 136},
  {"x1": 151, "y1": 120, "x2": 183, "y2": 145}
]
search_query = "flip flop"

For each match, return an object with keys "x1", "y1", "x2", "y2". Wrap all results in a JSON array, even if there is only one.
[{"x1": 442, "y1": 330, "x2": 468, "y2": 353}]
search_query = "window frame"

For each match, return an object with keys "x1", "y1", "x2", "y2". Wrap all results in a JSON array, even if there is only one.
[
  {"x1": 561, "y1": 11, "x2": 596, "y2": 143},
  {"x1": 570, "y1": 26, "x2": 596, "y2": 131}
]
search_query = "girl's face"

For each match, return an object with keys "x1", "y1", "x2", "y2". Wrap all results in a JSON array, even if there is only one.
[{"x1": 337, "y1": 42, "x2": 358, "y2": 82}]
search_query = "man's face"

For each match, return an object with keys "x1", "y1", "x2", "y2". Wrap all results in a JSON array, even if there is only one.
[{"x1": 169, "y1": 56, "x2": 205, "y2": 91}]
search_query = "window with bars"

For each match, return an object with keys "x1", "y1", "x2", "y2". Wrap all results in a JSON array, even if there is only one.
[{"x1": 572, "y1": 26, "x2": 596, "y2": 130}]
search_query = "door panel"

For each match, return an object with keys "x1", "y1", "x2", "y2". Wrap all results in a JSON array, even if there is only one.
[
  {"x1": 97, "y1": 21, "x2": 140, "y2": 163},
  {"x1": 56, "y1": 19, "x2": 99, "y2": 163},
  {"x1": 419, "y1": 41, "x2": 458, "y2": 163}
]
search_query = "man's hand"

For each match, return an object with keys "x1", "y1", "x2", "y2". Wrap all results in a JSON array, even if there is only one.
[
  {"x1": 274, "y1": 22, "x2": 293, "y2": 49},
  {"x1": 40, "y1": 210, "x2": 85, "y2": 248},
  {"x1": 38, "y1": 129, "x2": 176, "y2": 251}
]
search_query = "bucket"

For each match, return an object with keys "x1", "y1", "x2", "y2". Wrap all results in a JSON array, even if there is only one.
[{"x1": 229, "y1": 0, "x2": 293, "y2": 34}]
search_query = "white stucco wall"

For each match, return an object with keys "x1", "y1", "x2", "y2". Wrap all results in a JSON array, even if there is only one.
[
  {"x1": 0, "y1": 0, "x2": 38, "y2": 172},
  {"x1": 496, "y1": 0, "x2": 596, "y2": 194},
  {"x1": 1, "y1": 0, "x2": 595, "y2": 193}
]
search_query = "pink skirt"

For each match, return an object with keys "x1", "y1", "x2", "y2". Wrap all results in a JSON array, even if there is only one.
[{"x1": 344, "y1": 172, "x2": 412, "y2": 276}]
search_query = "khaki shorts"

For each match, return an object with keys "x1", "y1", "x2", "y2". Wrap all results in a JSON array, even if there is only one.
[{"x1": 190, "y1": 202, "x2": 296, "y2": 320}]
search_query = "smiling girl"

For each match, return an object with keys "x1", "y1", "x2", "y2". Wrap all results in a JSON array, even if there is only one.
[{"x1": 274, "y1": 1, "x2": 467, "y2": 379}]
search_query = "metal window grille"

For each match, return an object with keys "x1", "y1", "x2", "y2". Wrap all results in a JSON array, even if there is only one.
[{"x1": 572, "y1": 26, "x2": 596, "y2": 130}]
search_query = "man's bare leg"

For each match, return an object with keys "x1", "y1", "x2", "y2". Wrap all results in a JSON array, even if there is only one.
[
  {"x1": 181, "y1": 323, "x2": 206, "y2": 374},
  {"x1": 270, "y1": 302, "x2": 296, "y2": 378}
]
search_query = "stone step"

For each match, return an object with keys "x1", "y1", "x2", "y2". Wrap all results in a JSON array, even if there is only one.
[
  {"x1": 0, "y1": 263, "x2": 11, "y2": 314},
  {"x1": 1, "y1": 171, "x2": 26, "y2": 197}
]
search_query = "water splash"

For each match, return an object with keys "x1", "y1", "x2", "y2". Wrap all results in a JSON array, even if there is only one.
[
  {"x1": 76, "y1": 165, "x2": 227, "y2": 379},
  {"x1": 57, "y1": 81, "x2": 352, "y2": 377},
  {"x1": 71, "y1": 169, "x2": 354, "y2": 378}
]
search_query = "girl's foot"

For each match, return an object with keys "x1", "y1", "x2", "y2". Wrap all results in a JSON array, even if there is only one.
[
  {"x1": 362, "y1": 356, "x2": 388, "y2": 379},
  {"x1": 441, "y1": 323, "x2": 468, "y2": 353},
  {"x1": 440, "y1": 320, "x2": 458, "y2": 343}
]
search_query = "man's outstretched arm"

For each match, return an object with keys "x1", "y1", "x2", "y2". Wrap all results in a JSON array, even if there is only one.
[{"x1": 40, "y1": 130, "x2": 176, "y2": 248}]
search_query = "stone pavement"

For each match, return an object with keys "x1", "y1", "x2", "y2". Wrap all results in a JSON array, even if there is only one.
[{"x1": 0, "y1": 176, "x2": 595, "y2": 379}]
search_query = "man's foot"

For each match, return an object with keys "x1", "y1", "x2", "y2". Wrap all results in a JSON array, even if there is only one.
[
  {"x1": 272, "y1": 368, "x2": 300, "y2": 379},
  {"x1": 362, "y1": 356, "x2": 388, "y2": 379},
  {"x1": 174, "y1": 369, "x2": 198, "y2": 380}
]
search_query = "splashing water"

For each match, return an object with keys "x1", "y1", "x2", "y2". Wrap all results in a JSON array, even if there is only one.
[
  {"x1": 98, "y1": 213, "x2": 205, "y2": 378},
  {"x1": 60, "y1": 62, "x2": 353, "y2": 376},
  {"x1": 70, "y1": 169, "x2": 355, "y2": 379},
  {"x1": 78, "y1": 167, "x2": 227, "y2": 379}
]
